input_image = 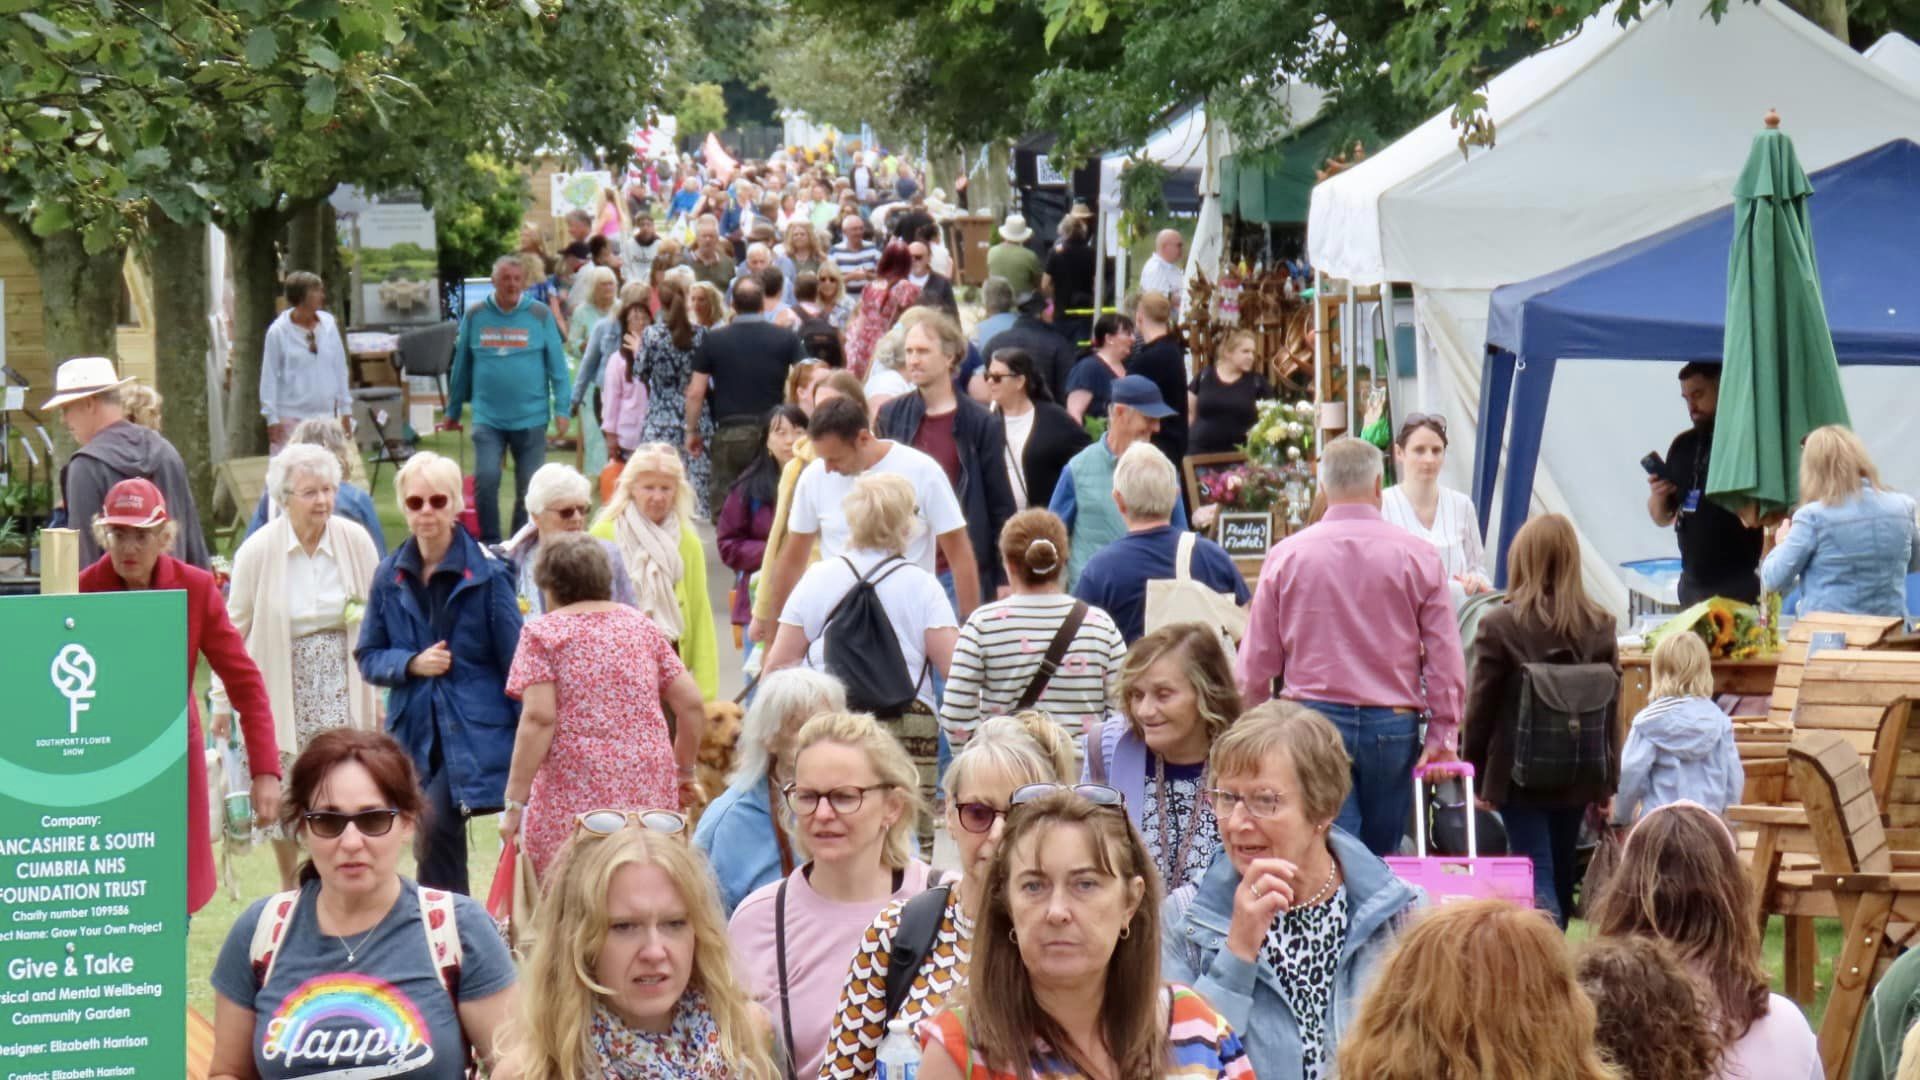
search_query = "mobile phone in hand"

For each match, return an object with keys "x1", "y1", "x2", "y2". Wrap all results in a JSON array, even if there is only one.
[{"x1": 1640, "y1": 451, "x2": 1667, "y2": 480}]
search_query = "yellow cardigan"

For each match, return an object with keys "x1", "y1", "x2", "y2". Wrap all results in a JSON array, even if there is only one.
[
  {"x1": 587, "y1": 517, "x2": 719, "y2": 699},
  {"x1": 750, "y1": 435, "x2": 821, "y2": 622}
]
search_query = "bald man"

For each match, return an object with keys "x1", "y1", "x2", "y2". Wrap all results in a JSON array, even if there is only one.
[{"x1": 1139, "y1": 228, "x2": 1186, "y2": 319}]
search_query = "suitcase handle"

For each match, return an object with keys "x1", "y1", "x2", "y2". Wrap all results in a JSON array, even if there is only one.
[{"x1": 1410, "y1": 764, "x2": 1477, "y2": 859}]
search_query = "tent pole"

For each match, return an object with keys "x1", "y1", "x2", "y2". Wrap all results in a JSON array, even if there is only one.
[{"x1": 1344, "y1": 280, "x2": 1358, "y2": 435}]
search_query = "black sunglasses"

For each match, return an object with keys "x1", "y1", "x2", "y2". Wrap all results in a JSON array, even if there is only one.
[
  {"x1": 1009, "y1": 783, "x2": 1125, "y2": 809},
  {"x1": 303, "y1": 809, "x2": 400, "y2": 839},
  {"x1": 984, "y1": 371, "x2": 1019, "y2": 384},
  {"x1": 403, "y1": 493, "x2": 451, "y2": 512},
  {"x1": 550, "y1": 505, "x2": 588, "y2": 520},
  {"x1": 304, "y1": 328, "x2": 318, "y2": 354}
]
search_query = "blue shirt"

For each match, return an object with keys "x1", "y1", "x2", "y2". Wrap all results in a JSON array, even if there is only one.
[
  {"x1": 1761, "y1": 482, "x2": 1920, "y2": 618},
  {"x1": 971, "y1": 311, "x2": 1018, "y2": 350},
  {"x1": 692, "y1": 776, "x2": 787, "y2": 916},
  {"x1": 447, "y1": 294, "x2": 571, "y2": 432},
  {"x1": 1074, "y1": 524, "x2": 1249, "y2": 643},
  {"x1": 1065, "y1": 354, "x2": 1122, "y2": 418}
]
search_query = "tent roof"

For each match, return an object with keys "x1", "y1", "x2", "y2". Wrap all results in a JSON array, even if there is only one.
[
  {"x1": 1486, "y1": 139, "x2": 1920, "y2": 365},
  {"x1": 1306, "y1": 0, "x2": 1920, "y2": 289},
  {"x1": 1867, "y1": 32, "x2": 1920, "y2": 91}
]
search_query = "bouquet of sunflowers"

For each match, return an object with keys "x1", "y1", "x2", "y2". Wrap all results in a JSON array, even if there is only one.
[{"x1": 1644, "y1": 594, "x2": 1783, "y2": 660}]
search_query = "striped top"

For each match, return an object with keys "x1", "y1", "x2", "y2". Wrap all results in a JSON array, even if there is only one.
[
  {"x1": 820, "y1": 885, "x2": 974, "y2": 1079},
  {"x1": 919, "y1": 984, "x2": 1253, "y2": 1080},
  {"x1": 831, "y1": 241, "x2": 882, "y2": 294},
  {"x1": 939, "y1": 594, "x2": 1128, "y2": 746}
]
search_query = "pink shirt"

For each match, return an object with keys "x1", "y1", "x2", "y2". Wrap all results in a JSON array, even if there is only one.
[
  {"x1": 599, "y1": 348, "x2": 650, "y2": 452},
  {"x1": 728, "y1": 860, "x2": 933, "y2": 1079},
  {"x1": 1236, "y1": 502, "x2": 1467, "y2": 753}
]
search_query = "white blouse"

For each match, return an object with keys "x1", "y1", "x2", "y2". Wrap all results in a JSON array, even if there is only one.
[
  {"x1": 1381, "y1": 485, "x2": 1491, "y2": 587},
  {"x1": 284, "y1": 531, "x2": 351, "y2": 638}
]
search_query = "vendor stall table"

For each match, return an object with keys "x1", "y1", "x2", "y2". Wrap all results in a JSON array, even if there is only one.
[{"x1": 1617, "y1": 654, "x2": 1778, "y2": 747}]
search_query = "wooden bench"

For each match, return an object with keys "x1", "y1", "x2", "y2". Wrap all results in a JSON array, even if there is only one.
[
  {"x1": 211, "y1": 455, "x2": 271, "y2": 554},
  {"x1": 1790, "y1": 730, "x2": 1920, "y2": 1079}
]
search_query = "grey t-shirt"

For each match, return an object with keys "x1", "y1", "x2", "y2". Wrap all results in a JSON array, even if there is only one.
[{"x1": 211, "y1": 878, "x2": 515, "y2": 1078}]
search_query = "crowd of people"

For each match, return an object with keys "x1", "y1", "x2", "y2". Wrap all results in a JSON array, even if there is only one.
[{"x1": 29, "y1": 137, "x2": 1920, "y2": 1079}]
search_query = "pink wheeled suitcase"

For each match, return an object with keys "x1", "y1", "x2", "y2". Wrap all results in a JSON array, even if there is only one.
[{"x1": 1384, "y1": 762, "x2": 1535, "y2": 907}]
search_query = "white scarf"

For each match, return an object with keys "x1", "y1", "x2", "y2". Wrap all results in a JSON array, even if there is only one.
[{"x1": 616, "y1": 503, "x2": 685, "y2": 641}]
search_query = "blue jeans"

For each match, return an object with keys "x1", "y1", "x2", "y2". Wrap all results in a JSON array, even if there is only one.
[
  {"x1": 472, "y1": 423, "x2": 547, "y2": 543},
  {"x1": 1502, "y1": 803, "x2": 1583, "y2": 927},
  {"x1": 1302, "y1": 702, "x2": 1420, "y2": 857}
]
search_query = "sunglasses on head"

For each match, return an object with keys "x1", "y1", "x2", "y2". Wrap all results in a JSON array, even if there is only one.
[
  {"x1": 1401, "y1": 412, "x2": 1448, "y2": 434},
  {"x1": 303, "y1": 809, "x2": 401, "y2": 839},
  {"x1": 403, "y1": 493, "x2": 451, "y2": 512},
  {"x1": 573, "y1": 808, "x2": 689, "y2": 838},
  {"x1": 1008, "y1": 783, "x2": 1125, "y2": 809}
]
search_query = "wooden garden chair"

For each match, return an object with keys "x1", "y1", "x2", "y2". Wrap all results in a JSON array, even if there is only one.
[
  {"x1": 211, "y1": 455, "x2": 270, "y2": 554},
  {"x1": 1788, "y1": 730, "x2": 1920, "y2": 1079}
]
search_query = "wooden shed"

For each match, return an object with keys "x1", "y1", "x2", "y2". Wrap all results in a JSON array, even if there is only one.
[{"x1": 0, "y1": 228, "x2": 155, "y2": 399}]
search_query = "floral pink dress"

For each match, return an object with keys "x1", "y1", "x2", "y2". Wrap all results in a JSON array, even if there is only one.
[
  {"x1": 846, "y1": 278, "x2": 922, "y2": 379},
  {"x1": 506, "y1": 607, "x2": 688, "y2": 878}
]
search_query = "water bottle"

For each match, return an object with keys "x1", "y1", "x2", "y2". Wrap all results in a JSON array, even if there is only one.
[{"x1": 875, "y1": 1016, "x2": 920, "y2": 1080}]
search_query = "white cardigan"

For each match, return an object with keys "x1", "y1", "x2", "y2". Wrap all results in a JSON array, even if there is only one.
[{"x1": 1381, "y1": 484, "x2": 1492, "y2": 589}]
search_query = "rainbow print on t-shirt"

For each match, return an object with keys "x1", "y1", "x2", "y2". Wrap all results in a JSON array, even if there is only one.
[{"x1": 260, "y1": 972, "x2": 435, "y2": 1076}]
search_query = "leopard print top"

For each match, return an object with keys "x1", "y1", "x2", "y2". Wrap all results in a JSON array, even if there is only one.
[{"x1": 1261, "y1": 886, "x2": 1350, "y2": 1080}]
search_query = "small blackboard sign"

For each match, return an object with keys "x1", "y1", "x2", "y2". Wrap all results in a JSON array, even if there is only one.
[{"x1": 1218, "y1": 512, "x2": 1274, "y2": 559}]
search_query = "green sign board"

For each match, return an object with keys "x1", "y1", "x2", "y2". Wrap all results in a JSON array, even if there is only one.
[{"x1": 0, "y1": 592, "x2": 186, "y2": 1077}]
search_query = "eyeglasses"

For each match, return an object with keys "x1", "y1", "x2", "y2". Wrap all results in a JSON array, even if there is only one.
[
  {"x1": 1205, "y1": 787, "x2": 1290, "y2": 820},
  {"x1": 1008, "y1": 783, "x2": 1125, "y2": 809},
  {"x1": 983, "y1": 372, "x2": 1016, "y2": 384},
  {"x1": 953, "y1": 801, "x2": 1010, "y2": 834},
  {"x1": 573, "y1": 808, "x2": 688, "y2": 837},
  {"x1": 784, "y1": 783, "x2": 894, "y2": 817},
  {"x1": 549, "y1": 505, "x2": 588, "y2": 520},
  {"x1": 403, "y1": 493, "x2": 451, "y2": 512},
  {"x1": 102, "y1": 525, "x2": 165, "y2": 549},
  {"x1": 303, "y1": 809, "x2": 401, "y2": 839}
]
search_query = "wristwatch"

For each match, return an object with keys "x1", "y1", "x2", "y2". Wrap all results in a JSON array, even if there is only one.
[{"x1": 502, "y1": 797, "x2": 527, "y2": 813}]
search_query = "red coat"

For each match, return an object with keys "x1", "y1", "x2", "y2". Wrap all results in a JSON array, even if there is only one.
[{"x1": 80, "y1": 553, "x2": 280, "y2": 913}]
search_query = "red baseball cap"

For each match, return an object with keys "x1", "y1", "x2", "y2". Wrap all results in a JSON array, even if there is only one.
[{"x1": 98, "y1": 478, "x2": 170, "y2": 527}]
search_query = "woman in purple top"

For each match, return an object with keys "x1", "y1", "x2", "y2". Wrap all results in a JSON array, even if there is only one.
[{"x1": 717, "y1": 405, "x2": 805, "y2": 636}]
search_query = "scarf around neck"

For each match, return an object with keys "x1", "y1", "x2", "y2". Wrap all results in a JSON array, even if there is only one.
[
  {"x1": 616, "y1": 502, "x2": 685, "y2": 641},
  {"x1": 589, "y1": 992, "x2": 732, "y2": 1079}
]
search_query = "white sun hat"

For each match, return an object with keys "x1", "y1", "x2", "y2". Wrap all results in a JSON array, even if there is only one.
[{"x1": 42, "y1": 355, "x2": 135, "y2": 410}]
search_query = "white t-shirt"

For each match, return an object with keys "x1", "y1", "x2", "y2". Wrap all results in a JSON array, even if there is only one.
[
  {"x1": 779, "y1": 549, "x2": 957, "y2": 708},
  {"x1": 865, "y1": 365, "x2": 912, "y2": 403},
  {"x1": 788, "y1": 442, "x2": 968, "y2": 571},
  {"x1": 1001, "y1": 406, "x2": 1037, "y2": 509}
]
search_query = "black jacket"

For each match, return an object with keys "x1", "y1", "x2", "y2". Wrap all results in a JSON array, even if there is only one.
[
  {"x1": 1463, "y1": 604, "x2": 1621, "y2": 808},
  {"x1": 1007, "y1": 401, "x2": 1091, "y2": 514},
  {"x1": 982, "y1": 316, "x2": 1077, "y2": 404},
  {"x1": 876, "y1": 392, "x2": 1015, "y2": 592},
  {"x1": 1128, "y1": 333, "x2": 1190, "y2": 466}
]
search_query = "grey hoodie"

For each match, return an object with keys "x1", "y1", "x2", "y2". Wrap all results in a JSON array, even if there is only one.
[
  {"x1": 1613, "y1": 695, "x2": 1744, "y2": 824},
  {"x1": 65, "y1": 419, "x2": 210, "y2": 569}
]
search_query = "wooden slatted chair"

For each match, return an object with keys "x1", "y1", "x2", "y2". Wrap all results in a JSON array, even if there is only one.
[
  {"x1": 1788, "y1": 730, "x2": 1920, "y2": 1079},
  {"x1": 211, "y1": 455, "x2": 271, "y2": 554}
]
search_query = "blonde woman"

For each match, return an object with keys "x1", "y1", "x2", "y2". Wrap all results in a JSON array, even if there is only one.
[
  {"x1": 690, "y1": 280, "x2": 728, "y2": 328},
  {"x1": 1188, "y1": 329, "x2": 1273, "y2": 455},
  {"x1": 727, "y1": 711, "x2": 935, "y2": 1078},
  {"x1": 813, "y1": 260, "x2": 857, "y2": 330},
  {"x1": 1762, "y1": 423, "x2": 1920, "y2": 618},
  {"x1": 495, "y1": 819, "x2": 781, "y2": 1080},
  {"x1": 589, "y1": 444, "x2": 718, "y2": 698}
]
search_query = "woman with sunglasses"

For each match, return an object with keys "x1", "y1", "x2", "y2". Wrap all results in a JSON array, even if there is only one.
[
  {"x1": 209, "y1": 729, "x2": 518, "y2": 1079},
  {"x1": 820, "y1": 713, "x2": 1076, "y2": 1079},
  {"x1": 81, "y1": 478, "x2": 282, "y2": 920},
  {"x1": 259, "y1": 270, "x2": 351, "y2": 456},
  {"x1": 1084, "y1": 622, "x2": 1243, "y2": 895},
  {"x1": 728, "y1": 711, "x2": 935, "y2": 1078},
  {"x1": 499, "y1": 533, "x2": 707, "y2": 881},
  {"x1": 498, "y1": 463, "x2": 637, "y2": 616},
  {"x1": 357, "y1": 451, "x2": 524, "y2": 895},
  {"x1": 918, "y1": 786, "x2": 1254, "y2": 1080},
  {"x1": 496, "y1": 811, "x2": 783, "y2": 1080},
  {"x1": 1162, "y1": 701, "x2": 1422, "y2": 1080},
  {"x1": 985, "y1": 348, "x2": 1090, "y2": 511},
  {"x1": 589, "y1": 443, "x2": 720, "y2": 699},
  {"x1": 1378, "y1": 413, "x2": 1491, "y2": 596}
]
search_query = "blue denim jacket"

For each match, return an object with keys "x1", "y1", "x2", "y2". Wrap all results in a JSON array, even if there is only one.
[
  {"x1": 1761, "y1": 483, "x2": 1920, "y2": 618},
  {"x1": 1162, "y1": 827, "x2": 1422, "y2": 1080},
  {"x1": 692, "y1": 775, "x2": 787, "y2": 916}
]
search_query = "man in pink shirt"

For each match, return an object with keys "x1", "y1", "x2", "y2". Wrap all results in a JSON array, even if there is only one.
[{"x1": 1238, "y1": 436, "x2": 1467, "y2": 855}]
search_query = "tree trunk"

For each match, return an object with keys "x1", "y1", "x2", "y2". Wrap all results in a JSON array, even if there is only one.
[
  {"x1": 222, "y1": 209, "x2": 284, "y2": 460},
  {"x1": 1, "y1": 216, "x2": 127, "y2": 480},
  {"x1": 984, "y1": 140, "x2": 1014, "y2": 223},
  {"x1": 145, "y1": 213, "x2": 217, "y2": 524},
  {"x1": 284, "y1": 200, "x2": 329, "y2": 277},
  {"x1": 1782, "y1": 0, "x2": 1847, "y2": 39}
]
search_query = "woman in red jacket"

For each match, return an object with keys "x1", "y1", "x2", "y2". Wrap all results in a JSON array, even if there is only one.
[{"x1": 78, "y1": 478, "x2": 281, "y2": 915}]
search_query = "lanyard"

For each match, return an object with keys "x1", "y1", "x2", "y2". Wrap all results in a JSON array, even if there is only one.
[{"x1": 1154, "y1": 754, "x2": 1209, "y2": 887}]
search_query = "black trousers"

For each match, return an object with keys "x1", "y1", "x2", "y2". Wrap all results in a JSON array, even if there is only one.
[{"x1": 415, "y1": 742, "x2": 470, "y2": 895}]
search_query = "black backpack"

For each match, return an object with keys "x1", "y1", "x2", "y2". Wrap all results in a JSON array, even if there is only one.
[
  {"x1": 822, "y1": 556, "x2": 925, "y2": 717},
  {"x1": 1510, "y1": 650, "x2": 1619, "y2": 791},
  {"x1": 797, "y1": 313, "x2": 844, "y2": 367},
  {"x1": 882, "y1": 871, "x2": 950, "y2": 1023}
]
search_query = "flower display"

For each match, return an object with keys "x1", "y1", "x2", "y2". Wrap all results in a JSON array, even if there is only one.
[{"x1": 1644, "y1": 594, "x2": 1782, "y2": 660}]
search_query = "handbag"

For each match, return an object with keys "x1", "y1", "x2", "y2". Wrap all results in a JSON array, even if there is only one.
[
  {"x1": 1424, "y1": 774, "x2": 1510, "y2": 856},
  {"x1": 1144, "y1": 531, "x2": 1248, "y2": 658},
  {"x1": 486, "y1": 838, "x2": 541, "y2": 955},
  {"x1": 1386, "y1": 763, "x2": 1534, "y2": 908}
]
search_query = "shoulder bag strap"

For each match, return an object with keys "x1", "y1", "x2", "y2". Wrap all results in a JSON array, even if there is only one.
[
  {"x1": 249, "y1": 888, "x2": 303, "y2": 992},
  {"x1": 1176, "y1": 530, "x2": 1198, "y2": 582},
  {"x1": 1085, "y1": 727, "x2": 1109, "y2": 785},
  {"x1": 884, "y1": 881, "x2": 953, "y2": 1023},
  {"x1": 417, "y1": 886, "x2": 463, "y2": 1002},
  {"x1": 775, "y1": 877, "x2": 799, "y2": 1080},
  {"x1": 1014, "y1": 601, "x2": 1089, "y2": 711}
]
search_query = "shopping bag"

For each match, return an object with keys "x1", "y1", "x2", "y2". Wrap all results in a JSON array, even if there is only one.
[
  {"x1": 219, "y1": 736, "x2": 256, "y2": 843},
  {"x1": 512, "y1": 842, "x2": 541, "y2": 956},
  {"x1": 1385, "y1": 763, "x2": 1534, "y2": 908},
  {"x1": 486, "y1": 839, "x2": 519, "y2": 945}
]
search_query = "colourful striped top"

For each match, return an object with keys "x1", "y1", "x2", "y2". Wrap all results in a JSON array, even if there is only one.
[{"x1": 918, "y1": 983, "x2": 1254, "y2": 1079}]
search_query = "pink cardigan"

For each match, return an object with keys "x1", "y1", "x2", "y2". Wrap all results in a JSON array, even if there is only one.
[{"x1": 600, "y1": 348, "x2": 651, "y2": 453}]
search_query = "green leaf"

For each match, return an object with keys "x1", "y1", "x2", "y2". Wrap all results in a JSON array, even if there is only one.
[
  {"x1": 20, "y1": 12, "x2": 74, "y2": 44},
  {"x1": 129, "y1": 146, "x2": 170, "y2": 172},
  {"x1": 306, "y1": 41, "x2": 342, "y2": 72},
  {"x1": 244, "y1": 27, "x2": 279, "y2": 67},
  {"x1": 19, "y1": 112, "x2": 65, "y2": 141},
  {"x1": 29, "y1": 201, "x2": 72, "y2": 236},
  {"x1": 303, "y1": 73, "x2": 336, "y2": 115}
]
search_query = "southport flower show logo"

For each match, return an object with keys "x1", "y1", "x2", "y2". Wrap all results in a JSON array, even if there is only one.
[{"x1": 49, "y1": 643, "x2": 97, "y2": 735}]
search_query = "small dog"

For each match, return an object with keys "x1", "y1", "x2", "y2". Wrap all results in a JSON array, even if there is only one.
[{"x1": 688, "y1": 700, "x2": 744, "y2": 826}]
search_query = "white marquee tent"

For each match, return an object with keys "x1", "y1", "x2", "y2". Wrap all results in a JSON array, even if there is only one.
[
  {"x1": 1867, "y1": 32, "x2": 1920, "y2": 90},
  {"x1": 1307, "y1": 0, "x2": 1920, "y2": 613}
]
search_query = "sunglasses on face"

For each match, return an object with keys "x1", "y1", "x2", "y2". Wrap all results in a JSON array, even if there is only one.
[
  {"x1": 403, "y1": 493, "x2": 451, "y2": 512},
  {"x1": 984, "y1": 371, "x2": 1017, "y2": 384},
  {"x1": 304, "y1": 328, "x2": 318, "y2": 354},
  {"x1": 549, "y1": 505, "x2": 588, "y2": 520},
  {"x1": 303, "y1": 809, "x2": 401, "y2": 839},
  {"x1": 953, "y1": 801, "x2": 1010, "y2": 834},
  {"x1": 573, "y1": 808, "x2": 688, "y2": 838},
  {"x1": 784, "y1": 783, "x2": 893, "y2": 817},
  {"x1": 1008, "y1": 783, "x2": 1125, "y2": 809}
]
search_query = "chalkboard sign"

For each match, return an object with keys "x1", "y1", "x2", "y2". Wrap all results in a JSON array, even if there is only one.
[{"x1": 1218, "y1": 512, "x2": 1274, "y2": 559}]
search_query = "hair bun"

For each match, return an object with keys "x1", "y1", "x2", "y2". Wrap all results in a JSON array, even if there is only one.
[{"x1": 1024, "y1": 538, "x2": 1059, "y2": 574}]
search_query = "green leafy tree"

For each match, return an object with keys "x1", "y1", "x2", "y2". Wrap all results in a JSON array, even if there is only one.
[
  {"x1": 676, "y1": 82, "x2": 730, "y2": 141},
  {"x1": 435, "y1": 155, "x2": 531, "y2": 288}
]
